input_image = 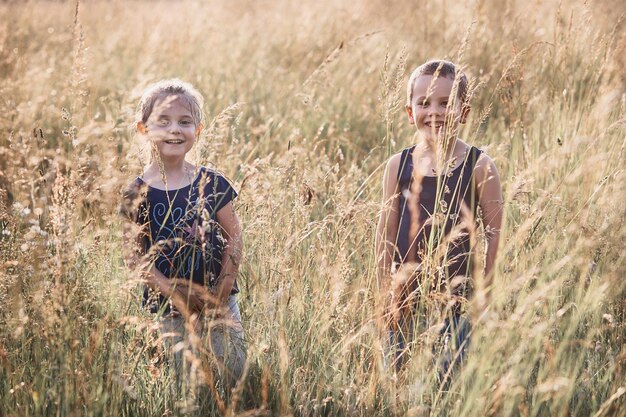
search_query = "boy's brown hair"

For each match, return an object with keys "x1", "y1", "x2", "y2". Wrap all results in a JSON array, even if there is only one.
[{"x1": 406, "y1": 60, "x2": 469, "y2": 108}]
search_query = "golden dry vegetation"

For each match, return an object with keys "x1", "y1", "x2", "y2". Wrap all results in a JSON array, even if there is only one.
[{"x1": 0, "y1": 0, "x2": 625, "y2": 416}]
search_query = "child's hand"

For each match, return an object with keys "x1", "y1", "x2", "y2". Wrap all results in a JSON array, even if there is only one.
[
  {"x1": 169, "y1": 279, "x2": 221, "y2": 317},
  {"x1": 387, "y1": 263, "x2": 422, "y2": 326},
  {"x1": 470, "y1": 288, "x2": 494, "y2": 323}
]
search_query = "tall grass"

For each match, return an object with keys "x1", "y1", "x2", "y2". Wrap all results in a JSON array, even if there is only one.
[{"x1": 1, "y1": 0, "x2": 624, "y2": 416}]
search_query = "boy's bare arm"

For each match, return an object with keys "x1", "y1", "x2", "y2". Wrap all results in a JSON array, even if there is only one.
[
  {"x1": 475, "y1": 154, "x2": 503, "y2": 303},
  {"x1": 375, "y1": 154, "x2": 401, "y2": 296}
]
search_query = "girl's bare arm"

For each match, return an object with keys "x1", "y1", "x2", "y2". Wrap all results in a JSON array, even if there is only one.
[{"x1": 214, "y1": 201, "x2": 243, "y2": 305}]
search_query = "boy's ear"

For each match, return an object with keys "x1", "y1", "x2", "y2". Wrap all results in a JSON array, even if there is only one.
[
  {"x1": 137, "y1": 121, "x2": 147, "y2": 134},
  {"x1": 460, "y1": 104, "x2": 471, "y2": 124},
  {"x1": 406, "y1": 105, "x2": 415, "y2": 125}
]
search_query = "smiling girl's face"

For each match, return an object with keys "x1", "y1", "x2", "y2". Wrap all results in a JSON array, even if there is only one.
[
  {"x1": 406, "y1": 74, "x2": 469, "y2": 144},
  {"x1": 138, "y1": 95, "x2": 201, "y2": 161}
]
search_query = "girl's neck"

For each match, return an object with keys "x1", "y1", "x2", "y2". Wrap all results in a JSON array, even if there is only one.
[
  {"x1": 153, "y1": 155, "x2": 188, "y2": 175},
  {"x1": 145, "y1": 158, "x2": 197, "y2": 189}
]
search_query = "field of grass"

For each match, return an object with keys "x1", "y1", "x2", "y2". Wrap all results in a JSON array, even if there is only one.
[{"x1": 1, "y1": 0, "x2": 625, "y2": 416}]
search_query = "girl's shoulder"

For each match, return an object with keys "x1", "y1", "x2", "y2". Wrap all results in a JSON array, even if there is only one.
[
  {"x1": 119, "y1": 177, "x2": 147, "y2": 220},
  {"x1": 195, "y1": 166, "x2": 239, "y2": 211},
  {"x1": 122, "y1": 176, "x2": 147, "y2": 198},
  {"x1": 196, "y1": 166, "x2": 238, "y2": 194},
  {"x1": 196, "y1": 165, "x2": 234, "y2": 183},
  {"x1": 196, "y1": 165, "x2": 222, "y2": 178}
]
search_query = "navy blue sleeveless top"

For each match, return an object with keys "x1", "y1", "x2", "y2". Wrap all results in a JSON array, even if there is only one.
[
  {"x1": 395, "y1": 145, "x2": 482, "y2": 285},
  {"x1": 122, "y1": 167, "x2": 238, "y2": 313}
]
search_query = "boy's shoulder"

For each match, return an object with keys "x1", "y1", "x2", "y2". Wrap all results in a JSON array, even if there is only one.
[
  {"x1": 472, "y1": 148, "x2": 495, "y2": 169},
  {"x1": 387, "y1": 145, "x2": 415, "y2": 167},
  {"x1": 385, "y1": 145, "x2": 415, "y2": 176},
  {"x1": 381, "y1": 150, "x2": 408, "y2": 189},
  {"x1": 471, "y1": 149, "x2": 499, "y2": 185},
  {"x1": 455, "y1": 140, "x2": 491, "y2": 169},
  {"x1": 386, "y1": 152, "x2": 402, "y2": 170}
]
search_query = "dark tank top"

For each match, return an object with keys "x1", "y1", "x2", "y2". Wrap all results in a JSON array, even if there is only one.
[{"x1": 395, "y1": 145, "x2": 483, "y2": 290}]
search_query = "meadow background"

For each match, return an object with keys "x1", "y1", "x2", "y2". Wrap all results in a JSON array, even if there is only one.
[{"x1": 1, "y1": 0, "x2": 625, "y2": 416}]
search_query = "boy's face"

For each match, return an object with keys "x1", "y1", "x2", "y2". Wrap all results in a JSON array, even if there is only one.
[
  {"x1": 406, "y1": 74, "x2": 469, "y2": 143},
  {"x1": 138, "y1": 95, "x2": 201, "y2": 161}
]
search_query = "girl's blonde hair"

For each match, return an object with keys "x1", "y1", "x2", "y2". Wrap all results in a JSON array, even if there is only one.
[{"x1": 136, "y1": 79, "x2": 205, "y2": 126}]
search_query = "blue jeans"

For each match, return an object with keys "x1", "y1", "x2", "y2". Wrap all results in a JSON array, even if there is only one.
[
  {"x1": 388, "y1": 314, "x2": 471, "y2": 383},
  {"x1": 159, "y1": 295, "x2": 246, "y2": 392},
  {"x1": 434, "y1": 315, "x2": 471, "y2": 386}
]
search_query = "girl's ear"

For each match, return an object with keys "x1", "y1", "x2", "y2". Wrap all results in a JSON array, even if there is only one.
[
  {"x1": 460, "y1": 104, "x2": 471, "y2": 124},
  {"x1": 137, "y1": 121, "x2": 147, "y2": 134},
  {"x1": 406, "y1": 105, "x2": 415, "y2": 125},
  {"x1": 195, "y1": 123, "x2": 204, "y2": 137}
]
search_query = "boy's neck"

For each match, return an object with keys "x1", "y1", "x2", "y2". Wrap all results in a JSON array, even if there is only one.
[
  {"x1": 414, "y1": 136, "x2": 470, "y2": 177},
  {"x1": 421, "y1": 135, "x2": 459, "y2": 160}
]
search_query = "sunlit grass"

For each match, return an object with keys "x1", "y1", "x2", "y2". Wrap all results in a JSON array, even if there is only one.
[{"x1": 0, "y1": 0, "x2": 624, "y2": 416}]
